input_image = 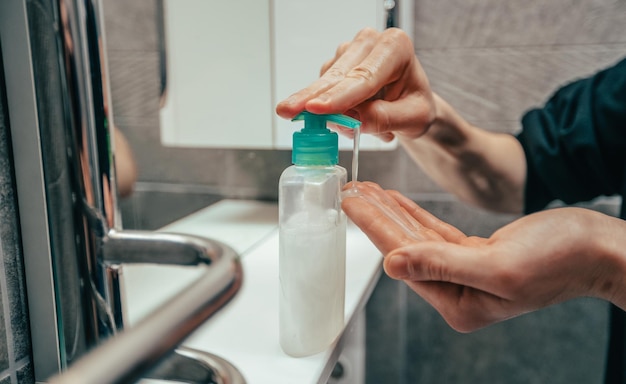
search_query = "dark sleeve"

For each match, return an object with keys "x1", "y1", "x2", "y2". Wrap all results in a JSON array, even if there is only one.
[{"x1": 516, "y1": 57, "x2": 626, "y2": 214}]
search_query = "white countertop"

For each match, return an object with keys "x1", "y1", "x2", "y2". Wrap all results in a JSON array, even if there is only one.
[{"x1": 122, "y1": 199, "x2": 382, "y2": 384}]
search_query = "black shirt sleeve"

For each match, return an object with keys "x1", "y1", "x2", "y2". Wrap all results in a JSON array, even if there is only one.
[{"x1": 517, "y1": 57, "x2": 626, "y2": 214}]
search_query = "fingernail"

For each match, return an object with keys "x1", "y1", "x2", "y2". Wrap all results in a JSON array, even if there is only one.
[{"x1": 386, "y1": 253, "x2": 409, "y2": 279}]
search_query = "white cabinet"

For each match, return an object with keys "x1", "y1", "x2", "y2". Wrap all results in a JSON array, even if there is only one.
[
  {"x1": 159, "y1": 0, "x2": 274, "y2": 148},
  {"x1": 160, "y1": 0, "x2": 412, "y2": 150}
]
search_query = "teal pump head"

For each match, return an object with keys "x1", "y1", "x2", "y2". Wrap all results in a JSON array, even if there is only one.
[{"x1": 291, "y1": 111, "x2": 361, "y2": 166}]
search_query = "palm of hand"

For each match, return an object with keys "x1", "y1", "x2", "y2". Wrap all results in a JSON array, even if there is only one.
[{"x1": 343, "y1": 182, "x2": 611, "y2": 332}]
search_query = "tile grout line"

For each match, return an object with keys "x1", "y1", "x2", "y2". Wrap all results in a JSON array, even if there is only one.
[
  {"x1": 0, "y1": 370, "x2": 11, "y2": 381},
  {"x1": 0, "y1": 235, "x2": 17, "y2": 384},
  {"x1": 13, "y1": 357, "x2": 30, "y2": 380},
  {"x1": 0, "y1": 357, "x2": 30, "y2": 383}
]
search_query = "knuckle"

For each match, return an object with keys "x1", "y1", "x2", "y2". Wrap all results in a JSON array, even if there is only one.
[
  {"x1": 371, "y1": 101, "x2": 392, "y2": 134},
  {"x1": 320, "y1": 60, "x2": 332, "y2": 76},
  {"x1": 355, "y1": 27, "x2": 379, "y2": 41},
  {"x1": 381, "y1": 27, "x2": 413, "y2": 50},
  {"x1": 324, "y1": 66, "x2": 348, "y2": 81},
  {"x1": 348, "y1": 65, "x2": 376, "y2": 83},
  {"x1": 399, "y1": 95, "x2": 435, "y2": 139},
  {"x1": 423, "y1": 256, "x2": 449, "y2": 282},
  {"x1": 336, "y1": 41, "x2": 350, "y2": 56}
]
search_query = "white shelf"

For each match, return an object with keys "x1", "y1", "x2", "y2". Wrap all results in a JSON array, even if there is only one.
[{"x1": 123, "y1": 199, "x2": 382, "y2": 383}]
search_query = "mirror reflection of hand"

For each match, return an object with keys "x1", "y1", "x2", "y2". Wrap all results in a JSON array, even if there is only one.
[
  {"x1": 276, "y1": 28, "x2": 436, "y2": 142},
  {"x1": 343, "y1": 181, "x2": 624, "y2": 332}
]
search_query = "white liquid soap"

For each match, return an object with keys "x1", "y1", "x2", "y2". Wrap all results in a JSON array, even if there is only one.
[{"x1": 278, "y1": 112, "x2": 361, "y2": 357}]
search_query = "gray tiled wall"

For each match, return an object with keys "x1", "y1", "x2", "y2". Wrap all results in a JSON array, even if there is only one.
[
  {"x1": 0, "y1": 59, "x2": 33, "y2": 383},
  {"x1": 103, "y1": 1, "x2": 626, "y2": 383}
]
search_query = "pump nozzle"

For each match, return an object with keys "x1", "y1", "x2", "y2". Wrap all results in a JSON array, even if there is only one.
[
  {"x1": 292, "y1": 111, "x2": 362, "y2": 130},
  {"x1": 291, "y1": 112, "x2": 361, "y2": 166}
]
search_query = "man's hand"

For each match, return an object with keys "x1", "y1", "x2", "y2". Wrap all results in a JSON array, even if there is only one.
[{"x1": 343, "y1": 181, "x2": 626, "y2": 332}]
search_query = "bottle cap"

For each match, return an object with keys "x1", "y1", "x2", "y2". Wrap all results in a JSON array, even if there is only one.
[{"x1": 291, "y1": 111, "x2": 361, "y2": 166}]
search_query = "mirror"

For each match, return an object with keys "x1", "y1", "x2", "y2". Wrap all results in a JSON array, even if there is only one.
[
  {"x1": 157, "y1": 0, "x2": 407, "y2": 150},
  {"x1": 103, "y1": 1, "x2": 413, "y2": 230}
]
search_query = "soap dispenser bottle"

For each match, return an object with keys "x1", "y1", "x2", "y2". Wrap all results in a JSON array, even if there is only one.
[{"x1": 278, "y1": 111, "x2": 361, "y2": 357}]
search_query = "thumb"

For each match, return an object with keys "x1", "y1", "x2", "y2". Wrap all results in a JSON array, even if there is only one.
[{"x1": 383, "y1": 241, "x2": 490, "y2": 287}]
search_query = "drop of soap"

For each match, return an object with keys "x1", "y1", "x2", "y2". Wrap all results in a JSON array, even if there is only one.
[
  {"x1": 351, "y1": 127, "x2": 361, "y2": 184},
  {"x1": 341, "y1": 184, "x2": 362, "y2": 199}
]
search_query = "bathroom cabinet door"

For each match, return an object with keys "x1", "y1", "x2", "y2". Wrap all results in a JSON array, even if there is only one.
[
  {"x1": 160, "y1": 0, "x2": 411, "y2": 150},
  {"x1": 159, "y1": 0, "x2": 274, "y2": 148}
]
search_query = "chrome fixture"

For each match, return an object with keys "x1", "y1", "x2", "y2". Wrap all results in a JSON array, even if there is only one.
[
  {"x1": 48, "y1": 235, "x2": 246, "y2": 384},
  {"x1": 384, "y1": 0, "x2": 398, "y2": 28},
  {"x1": 0, "y1": 0, "x2": 244, "y2": 382}
]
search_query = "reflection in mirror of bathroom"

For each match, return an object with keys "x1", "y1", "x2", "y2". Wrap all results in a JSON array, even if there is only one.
[
  {"x1": 157, "y1": 0, "x2": 398, "y2": 151},
  {"x1": 107, "y1": 0, "x2": 411, "y2": 231}
]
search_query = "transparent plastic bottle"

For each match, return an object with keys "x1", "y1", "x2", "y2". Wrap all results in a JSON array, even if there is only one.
[{"x1": 278, "y1": 112, "x2": 361, "y2": 357}]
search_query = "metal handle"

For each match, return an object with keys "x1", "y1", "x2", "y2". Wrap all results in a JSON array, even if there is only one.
[
  {"x1": 147, "y1": 346, "x2": 247, "y2": 384},
  {"x1": 47, "y1": 235, "x2": 244, "y2": 384}
]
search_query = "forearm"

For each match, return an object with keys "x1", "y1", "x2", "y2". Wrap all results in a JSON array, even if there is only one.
[{"x1": 399, "y1": 94, "x2": 526, "y2": 214}]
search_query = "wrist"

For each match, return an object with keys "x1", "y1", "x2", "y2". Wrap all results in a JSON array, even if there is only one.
[{"x1": 586, "y1": 211, "x2": 626, "y2": 307}]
